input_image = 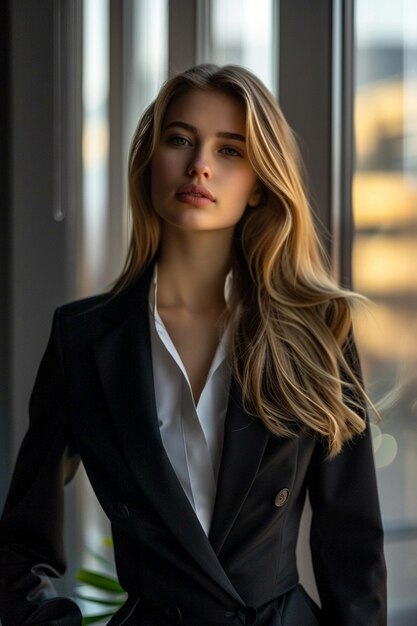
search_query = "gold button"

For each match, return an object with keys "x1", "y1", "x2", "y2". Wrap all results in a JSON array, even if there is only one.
[{"x1": 274, "y1": 488, "x2": 289, "y2": 507}]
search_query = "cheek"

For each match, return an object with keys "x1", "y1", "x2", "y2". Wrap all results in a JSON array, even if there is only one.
[{"x1": 231, "y1": 172, "x2": 258, "y2": 208}]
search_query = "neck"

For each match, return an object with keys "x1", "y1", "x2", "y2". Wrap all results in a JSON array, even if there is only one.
[{"x1": 156, "y1": 225, "x2": 234, "y2": 312}]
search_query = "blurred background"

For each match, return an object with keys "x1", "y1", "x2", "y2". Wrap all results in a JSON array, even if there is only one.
[{"x1": 0, "y1": 0, "x2": 416, "y2": 623}]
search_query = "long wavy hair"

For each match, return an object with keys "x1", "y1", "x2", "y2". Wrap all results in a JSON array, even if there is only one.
[{"x1": 114, "y1": 64, "x2": 370, "y2": 457}]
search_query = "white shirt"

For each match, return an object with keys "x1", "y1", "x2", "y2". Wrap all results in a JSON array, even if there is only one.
[{"x1": 148, "y1": 266, "x2": 232, "y2": 535}]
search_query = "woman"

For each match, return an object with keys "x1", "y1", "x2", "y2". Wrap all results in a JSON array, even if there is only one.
[{"x1": 0, "y1": 64, "x2": 386, "y2": 625}]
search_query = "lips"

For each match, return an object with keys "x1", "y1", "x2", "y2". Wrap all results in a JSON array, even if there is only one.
[{"x1": 176, "y1": 184, "x2": 215, "y2": 202}]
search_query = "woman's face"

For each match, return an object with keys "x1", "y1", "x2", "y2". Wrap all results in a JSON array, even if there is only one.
[{"x1": 150, "y1": 88, "x2": 260, "y2": 233}]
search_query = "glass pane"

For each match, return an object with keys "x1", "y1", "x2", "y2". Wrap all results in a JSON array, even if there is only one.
[
  {"x1": 82, "y1": 0, "x2": 110, "y2": 295},
  {"x1": 120, "y1": 0, "x2": 169, "y2": 290},
  {"x1": 128, "y1": 0, "x2": 168, "y2": 142},
  {"x1": 79, "y1": 1, "x2": 111, "y2": 596},
  {"x1": 80, "y1": 0, "x2": 168, "y2": 297},
  {"x1": 353, "y1": 1, "x2": 417, "y2": 622},
  {"x1": 208, "y1": 0, "x2": 276, "y2": 93}
]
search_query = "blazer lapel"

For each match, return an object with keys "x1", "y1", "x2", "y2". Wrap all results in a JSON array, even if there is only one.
[
  {"x1": 209, "y1": 379, "x2": 270, "y2": 554},
  {"x1": 93, "y1": 269, "x2": 244, "y2": 604}
]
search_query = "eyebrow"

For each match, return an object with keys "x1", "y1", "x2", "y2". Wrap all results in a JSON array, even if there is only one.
[{"x1": 164, "y1": 121, "x2": 246, "y2": 143}]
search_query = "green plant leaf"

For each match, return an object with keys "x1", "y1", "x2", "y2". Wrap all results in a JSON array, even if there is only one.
[
  {"x1": 76, "y1": 569, "x2": 125, "y2": 593},
  {"x1": 85, "y1": 545, "x2": 116, "y2": 571},
  {"x1": 75, "y1": 593, "x2": 125, "y2": 606}
]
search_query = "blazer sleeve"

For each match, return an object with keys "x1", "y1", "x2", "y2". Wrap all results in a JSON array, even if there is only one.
[
  {"x1": 307, "y1": 335, "x2": 387, "y2": 626},
  {"x1": 0, "y1": 309, "x2": 82, "y2": 625}
]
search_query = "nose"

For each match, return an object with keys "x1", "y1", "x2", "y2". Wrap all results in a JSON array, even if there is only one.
[{"x1": 186, "y1": 148, "x2": 212, "y2": 178}]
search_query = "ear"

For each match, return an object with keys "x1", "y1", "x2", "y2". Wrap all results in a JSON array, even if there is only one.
[{"x1": 247, "y1": 182, "x2": 263, "y2": 208}]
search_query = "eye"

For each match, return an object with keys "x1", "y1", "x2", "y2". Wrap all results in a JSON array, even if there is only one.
[
  {"x1": 220, "y1": 146, "x2": 242, "y2": 157},
  {"x1": 168, "y1": 135, "x2": 191, "y2": 147}
]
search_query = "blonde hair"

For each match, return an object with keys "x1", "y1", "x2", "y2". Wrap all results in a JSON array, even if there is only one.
[{"x1": 115, "y1": 64, "x2": 370, "y2": 457}]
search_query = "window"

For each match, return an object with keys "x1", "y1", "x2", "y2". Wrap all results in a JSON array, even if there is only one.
[
  {"x1": 80, "y1": 0, "x2": 168, "y2": 296},
  {"x1": 353, "y1": 1, "x2": 417, "y2": 622},
  {"x1": 81, "y1": 0, "x2": 110, "y2": 295},
  {"x1": 198, "y1": 0, "x2": 277, "y2": 93}
]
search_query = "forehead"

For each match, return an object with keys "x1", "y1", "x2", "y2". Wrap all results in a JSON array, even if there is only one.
[{"x1": 162, "y1": 88, "x2": 246, "y2": 133}]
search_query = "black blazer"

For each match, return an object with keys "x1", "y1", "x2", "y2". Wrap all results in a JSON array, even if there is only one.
[{"x1": 0, "y1": 265, "x2": 387, "y2": 626}]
